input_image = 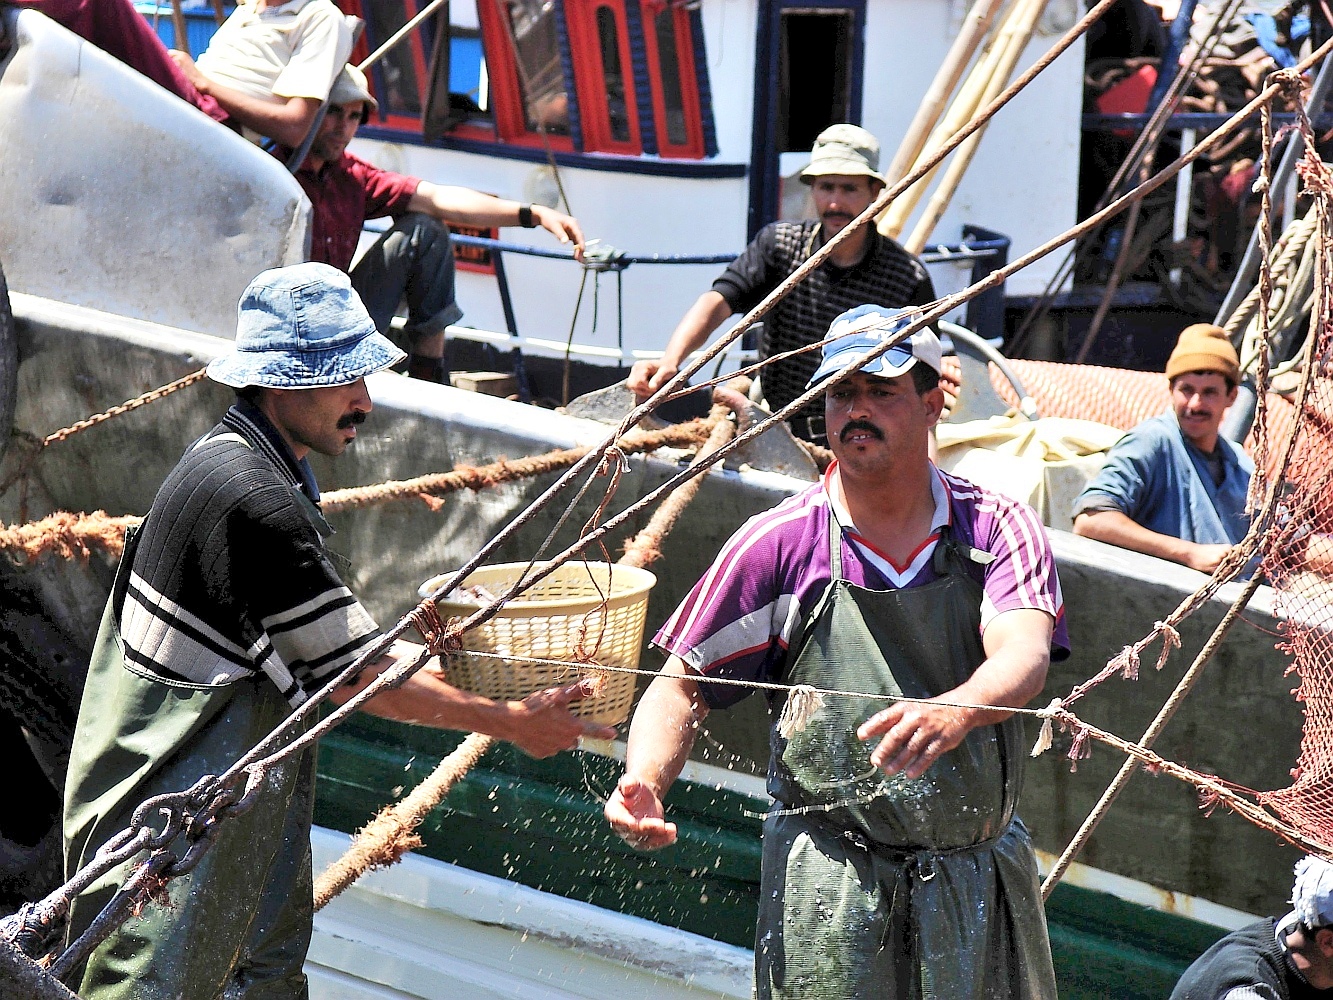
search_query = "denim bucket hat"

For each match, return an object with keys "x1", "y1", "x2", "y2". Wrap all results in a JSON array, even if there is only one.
[
  {"x1": 806, "y1": 304, "x2": 942, "y2": 389},
  {"x1": 208, "y1": 263, "x2": 406, "y2": 389}
]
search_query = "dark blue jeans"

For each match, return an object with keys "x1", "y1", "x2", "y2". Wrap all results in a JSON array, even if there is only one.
[{"x1": 350, "y1": 212, "x2": 463, "y2": 357}]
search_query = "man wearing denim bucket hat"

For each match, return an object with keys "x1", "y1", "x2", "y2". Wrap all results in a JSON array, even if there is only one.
[
  {"x1": 1172, "y1": 855, "x2": 1333, "y2": 998},
  {"x1": 61, "y1": 263, "x2": 615, "y2": 1000},
  {"x1": 627, "y1": 125, "x2": 935, "y2": 445},
  {"x1": 609, "y1": 304, "x2": 1067, "y2": 997}
]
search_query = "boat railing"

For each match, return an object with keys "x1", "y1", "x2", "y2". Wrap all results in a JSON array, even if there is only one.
[{"x1": 374, "y1": 222, "x2": 1012, "y2": 343}]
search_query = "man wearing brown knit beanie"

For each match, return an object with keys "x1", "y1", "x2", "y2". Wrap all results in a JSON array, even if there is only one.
[{"x1": 1071, "y1": 323, "x2": 1253, "y2": 575}]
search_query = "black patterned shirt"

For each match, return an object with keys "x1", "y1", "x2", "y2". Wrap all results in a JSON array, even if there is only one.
[
  {"x1": 118, "y1": 401, "x2": 380, "y2": 706},
  {"x1": 713, "y1": 220, "x2": 935, "y2": 420}
]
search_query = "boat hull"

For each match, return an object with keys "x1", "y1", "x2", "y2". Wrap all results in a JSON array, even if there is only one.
[{"x1": 2, "y1": 295, "x2": 1306, "y2": 995}]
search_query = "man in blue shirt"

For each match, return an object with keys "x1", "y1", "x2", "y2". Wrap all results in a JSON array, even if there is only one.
[{"x1": 1073, "y1": 324, "x2": 1253, "y2": 574}]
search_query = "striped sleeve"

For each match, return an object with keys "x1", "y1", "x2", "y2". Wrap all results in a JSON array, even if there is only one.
[
  {"x1": 945, "y1": 472, "x2": 1070, "y2": 658},
  {"x1": 654, "y1": 490, "x2": 819, "y2": 707}
]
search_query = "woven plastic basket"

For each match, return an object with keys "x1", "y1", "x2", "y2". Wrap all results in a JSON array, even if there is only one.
[{"x1": 418, "y1": 561, "x2": 657, "y2": 726}]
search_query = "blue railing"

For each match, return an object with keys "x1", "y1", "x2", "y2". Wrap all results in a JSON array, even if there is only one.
[{"x1": 446, "y1": 228, "x2": 1012, "y2": 341}]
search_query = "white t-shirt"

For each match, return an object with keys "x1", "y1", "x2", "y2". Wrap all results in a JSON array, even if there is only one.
[{"x1": 196, "y1": 0, "x2": 353, "y2": 102}]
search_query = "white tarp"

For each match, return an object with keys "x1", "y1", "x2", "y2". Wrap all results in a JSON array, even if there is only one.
[{"x1": 0, "y1": 8, "x2": 310, "y2": 338}]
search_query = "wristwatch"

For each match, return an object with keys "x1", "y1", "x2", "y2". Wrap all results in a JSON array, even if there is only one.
[{"x1": 517, "y1": 204, "x2": 538, "y2": 228}]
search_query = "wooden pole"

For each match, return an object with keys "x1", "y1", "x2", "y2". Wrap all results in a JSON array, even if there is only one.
[
  {"x1": 169, "y1": 0, "x2": 190, "y2": 57},
  {"x1": 880, "y1": 0, "x2": 1008, "y2": 191},
  {"x1": 879, "y1": 0, "x2": 1035, "y2": 239},
  {"x1": 901, "y1": 0, "x2": 1053, "y2": 253}
]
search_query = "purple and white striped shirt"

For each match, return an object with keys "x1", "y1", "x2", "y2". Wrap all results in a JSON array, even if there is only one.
[{"x1": 655, "y1": 463, "x2": 1070, "y2": 708}]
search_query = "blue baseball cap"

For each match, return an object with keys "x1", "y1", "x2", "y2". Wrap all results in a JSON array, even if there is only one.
[
  {"x1": 208, "y1": 263, "x2": 406, "y2": 389},
  {"x1": 806, "y1": 304, "x2": 942, "y2": 389}
]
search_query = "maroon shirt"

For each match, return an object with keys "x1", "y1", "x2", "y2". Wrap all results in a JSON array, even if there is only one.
[{"x1": 292, "y1": 152, "x2": 420, "y2": 269}]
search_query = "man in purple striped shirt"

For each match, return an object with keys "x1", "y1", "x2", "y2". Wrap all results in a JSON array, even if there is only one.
[{"x1": 605, "y1": 305, "x2": 1067, "y2": 998}]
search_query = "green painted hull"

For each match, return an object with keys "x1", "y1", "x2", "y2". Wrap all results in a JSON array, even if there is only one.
[{"x1": 316, "y1": 714, "x2": 1234, "y2": 998}]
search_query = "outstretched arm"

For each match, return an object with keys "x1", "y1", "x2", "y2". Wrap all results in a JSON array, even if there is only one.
[
  {"x1": 857, "y1": 608, "x2": 1052, "y2": 779},
  {"x1": 407, "y1": 182, "x2": 585, "y2": 261},
  {"x1": 168, "y1": 50, "x2": 321, "y2": 147},
  {"x1": 1073, "y1": 509, "x2": 1231, "y2": 574},
  {"x1": 604, "y1": 656, "x2": 709, "y2": 849},
  {"x1": 329, "y1": 640, "x2": 617, "y2": 758},
  {"x1": 626, "y1": 291, "x2": 735, "y2": 399}
]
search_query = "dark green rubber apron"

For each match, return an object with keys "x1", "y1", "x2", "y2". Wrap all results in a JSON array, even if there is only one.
[
  {"x1": 755, "y1": 514, "x2": 1056, "y2": 1000},
  {"x1": 62, "y1": 481, "x2": 331, "y2": 1000}
]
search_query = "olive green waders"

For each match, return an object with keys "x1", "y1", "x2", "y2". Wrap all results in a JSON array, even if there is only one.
[
  {"x1": 63, "y1": 522, "x2": 318, "y2": 1000},
  {"x1": 755, "y1": 519, "x2": 1056, "y2": 999}
]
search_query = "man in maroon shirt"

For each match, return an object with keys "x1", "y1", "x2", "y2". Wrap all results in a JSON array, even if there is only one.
[{"x1": 288, "y1": 65, "x2": 585, "y2": 382}]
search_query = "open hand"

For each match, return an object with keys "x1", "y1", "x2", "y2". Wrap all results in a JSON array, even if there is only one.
[
  {"x1": 532, "y1": 205, "x2": 586, "y2": 262},
  {"x1": 509, "y1": 679, "x2": 618, "y2": 758},
  {"x1": 604, "y1": 773, "x2": 677, "y2": 850},
  {"x1": 856, "y1": 700, "x2": 973, "y2": 780}
]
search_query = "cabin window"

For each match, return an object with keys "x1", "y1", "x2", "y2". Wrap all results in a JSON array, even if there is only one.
[
  {"x1": 343, "y1": 0, "x2": 713, "y2": 159},
  {"x1": 638, "y1": 0, "x2": 705, "y2": 158},
  {"x1": 776, "y1": 8, "x2": 855, "y2": 152},
  {"x1": 339, "y1": 0, "x2": 488, "y2": 133},
  {"x1": 596, "y1": 7, "x2": 631, "y2": 142},
  {"x1": 475, "y1": 0, "x2": 576, "y2": 146},
  {"x1": 364, "y1": 2, "x2": 424, "y2": 118},
  {"x1": 562, "y1": 0, "x2": 641, "y2": 154}
]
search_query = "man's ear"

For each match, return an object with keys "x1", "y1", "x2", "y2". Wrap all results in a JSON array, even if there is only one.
[
  {"x1": 923, "y1": 385, "x2": 946, "y2": 427},
  {"x1": 1315, "y1": 926, "x2": 1333, "y2": 957}
]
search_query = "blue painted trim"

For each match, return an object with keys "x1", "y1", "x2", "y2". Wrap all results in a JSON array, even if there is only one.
[
  {"x1": 553, "y1": 1, "x2": 584, "y2": 152},
  {"x1": 356, "y1": 125, "x2": 748, "y2": 177},
  {"x1": 622, "y1": 0, "x2": 656, "y2": 155},
  {"x1": 689, "y1": 8, "x2": 718, "y2": 158},
  {"x1": 747, "y1": 6, "x2": 777, "y2": 239},
  {"x1": 1084, "y1": 111, "x2": 1333, "y2": 130},
  {"x1": 747, "y1": 1, "x2": 867, "y2": 239}
]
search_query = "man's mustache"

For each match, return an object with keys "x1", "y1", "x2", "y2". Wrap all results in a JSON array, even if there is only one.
[
  {"x1": 840, "y1": 419, "x2": 884, "y2": 443},
  {"x1": 337, "y1": 410, "x2": 367, "y2": 430}
]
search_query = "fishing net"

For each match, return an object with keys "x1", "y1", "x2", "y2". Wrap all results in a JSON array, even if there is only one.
[{"x1": 1034, "y1": 103, "x2": 1333, "y2": 866}]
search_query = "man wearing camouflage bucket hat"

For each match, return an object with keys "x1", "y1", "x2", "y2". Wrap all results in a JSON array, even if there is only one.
[
  {"x1": 628, "y1": 124, "x2": 936, "y2": 445},
  {"x1": 61, "y1": 263, "x2": 615, "y2": 1000}
]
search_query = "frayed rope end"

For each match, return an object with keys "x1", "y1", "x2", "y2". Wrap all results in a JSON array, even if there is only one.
[
  {"x1": 777, "y1": 684, "x2": 825, "y2": 738},
  {"x1": 1030, "y1": 698, "x2": 1063, "y2": 757}
]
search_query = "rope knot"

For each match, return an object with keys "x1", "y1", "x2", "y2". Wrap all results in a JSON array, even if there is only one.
[
  {"x1": 1109, "y1": 644, "x2": 1140, "y2": 681},
  {"x1": 1030, "y1": 698, "x2": 1064, "y2": 757},
  {"x1": 1066, "y1": 725, "x2": 1093, "y2": 772},
  {"x1": 777, "y1": 684, "x2": 826, "y2": 738},
  {"x1": 1154, "y1": 622, "x2": 1182, "y2": 670},
  {"x1": 408, "y1": 602, "x2": 451, "y2": 655}
]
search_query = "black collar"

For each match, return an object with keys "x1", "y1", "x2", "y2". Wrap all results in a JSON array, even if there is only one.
[{"x1": 221, "y1": 399, "x2": 322, "y2": 503}]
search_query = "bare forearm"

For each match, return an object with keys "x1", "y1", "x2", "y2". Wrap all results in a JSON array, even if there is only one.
[
  {"x1": 409, "y1": 185, "x2": 526, "y2": 227},
  {"x1": 944, "y1": 640, "x2": 1049, "y2": 730},
  {"x1": 207, "y1": 84, "x2": 319, "y2": 147},
  {"x1": 624, "y1": 664, "x2": 709, "y2": 799},
  {"x1": 860, "y1": 608, "x2": 1052, "y2": 777},
  {"x1": 329, "y1": 646, "x2": 514, "y2": 736},
  {"x1": 660, "y1": 292, "x2": 733, "y2": 369},
  {"x1": 1073, "y1": 509, "x2": 1192, "y2": 565}
]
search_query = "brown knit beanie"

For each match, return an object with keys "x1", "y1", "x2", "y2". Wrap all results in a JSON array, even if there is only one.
[{"x1": 1164, "y1": 323, "x2": 1239, "y2": 384}]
